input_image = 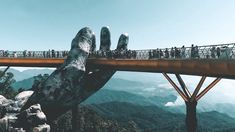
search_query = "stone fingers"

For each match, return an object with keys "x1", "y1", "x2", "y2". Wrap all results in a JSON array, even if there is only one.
[
  {"x1": 100, "y1": 26, "x2": 111, "y2": 51},
  {"x1": 77, "y1": 28, "x2": 130, "y2": 103},
  {"x1": 117, "y1": 33, "x2": 129, "y2": 50},
  {"x1": 64, "y1": 27, "x2": 93, "y2": 72},
  {"x1": 22, "y1": 27, "x2": 94, "y2": 112},
  {"x1": 91, "y1": 32, "x2": 96, "y2": 52}
]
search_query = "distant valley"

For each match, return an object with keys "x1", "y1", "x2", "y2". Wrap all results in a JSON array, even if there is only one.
[{"x1": 5, "y1": 68, "x2": 235, "y2": 131}]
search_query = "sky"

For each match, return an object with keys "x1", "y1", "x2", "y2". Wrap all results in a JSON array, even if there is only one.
[
  {"x1": 1, "y1": 0, "x2": 235, "y2": 51},
  {"x1": 1, "y1": 0, "x2": 235, "y2": 103}
]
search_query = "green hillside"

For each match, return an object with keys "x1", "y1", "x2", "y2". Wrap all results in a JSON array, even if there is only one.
[{"x1": 53, "y1": 102, "x2": 235, "y2": 132}]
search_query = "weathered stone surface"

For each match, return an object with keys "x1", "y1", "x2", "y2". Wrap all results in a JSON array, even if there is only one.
[
  {"x1": 22, "y1": 27, "x2": 129, "y2": 121},
  {"x1": 0, "y1": 95, "x2": 7, "y2": 105},
  {"x1": 14, "y1": 104, "x2": 47, "y2": 129},
  {"x1": 22, "y1": 27, "x2": 94, "y2": 112},
  {"x1": 9, "y1": 127, "x2": 26, "y2": 132},
  {"x1": 14, "y1": 91, "x2": 34, "y2": 108},
  {"x1": 0, "y1": 27, "x2": 129, "y2": 131},
  {"x1": 0, "y1": 91, "x2": 34, "y2": 119},
  {"x1": 0, "y1": 93, "x2": 49, "y2": 132},
  {"x1": 31, "y1": 124, "x2": 50, "y2": 132}
]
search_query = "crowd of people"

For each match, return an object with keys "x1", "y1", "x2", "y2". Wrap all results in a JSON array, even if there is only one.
[
  {"x1": 91, "y1": 44, "x2": 224, "y2": 59},
  {"x1": 148, "y1": 46, "x2": 185, "y2": 59},
  {"x1": 0, "y1": 45, "x2": 232, "y2": 59},
  {"x1": 147, "y1": 45, "x2": 226, "y2": 59},
  {"x1": 90, "y1": 49, "x2": 137, "y2": 59},
  {"x1": 0, "y1": 50, "x2": 69, "y2": 58},
  {"x1": 41, "y1": 50, "x2": 69, "y2": 58}
]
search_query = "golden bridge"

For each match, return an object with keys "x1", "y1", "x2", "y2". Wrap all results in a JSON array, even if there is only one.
[
  {"x1": 0, "y1": 43, "x2": 234, "y2": 79},
  {"x1": 0, "y1": 43, "x2": 235, "y2": 132}
]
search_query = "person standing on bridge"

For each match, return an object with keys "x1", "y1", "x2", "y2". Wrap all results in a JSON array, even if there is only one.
[
  {"x1": 4, "y1": 51, "x2": 9, "y2": 57},
  {"x1": 126, "y1": 50, "x2": 131, "y2": 59},
  {"x1": 151, "y1": 49, "x2": 155, "y2": 59},
  {"x1": 216, "y1": 47, "x2": 221, "y2": 58},
  {"x1": 32, "y1": 52, "x2": 35, "y2": 57},
  {"x1": 175, "y1": 47, "x2": 180, "y2": 58},
  {"x1": 170, "y1": 47, "x2": 174, "y2": 58},
  {"x1": 160, "y1": 49, "x2": 163, "y2": 58},
  {"x1": 210, "y1": 46, "x2": 216, "y2": 58},
  {"x1": 149, "y1": 50, "x2": 153, "y2": 59},
  {"x1": 195, "y1": 45, "x2": 199, "y2": 58},
  {"x1": 23, "y1": 50, "x2": 27, "y2": 57},
  {"x1": 13, "y1": 52, "x2": 17, "y2": 58},
  {"x1": 131, "y1": 50, "x2": 137, "y2": 59},
  {"x1": 156, "y1": 49, "x2": 159, "y2": 59},
  {"x1": 56, "y1": 51, "x2": 60, "y2": 58},
  {"x1": 51, "y1": 49, "x2": 55, "y2": 58},
  {"x1": 43, "y1": 51, "x2": 46, "y2": 58},
  {"x1": 0, "y1": 50, "x2": 3, "y2": 57},
  {"x1": 165, "y1": 48, "x2": 169, "y2": 58},
  {"x1": 181, "y1": 45, "x2": 186, "y2": 58},
  {"x1": 47, "y1": 51, "x2": 50, "y2": 58},
  {"x1": 191, "y1": 44, "x2": 195, "y2": 58},
  {"x1": 62, "y1": 51, "x2": 65, "y2": 57},
  {"x1": 28, "y1": 51, "x2": 31, "y2": 57}
]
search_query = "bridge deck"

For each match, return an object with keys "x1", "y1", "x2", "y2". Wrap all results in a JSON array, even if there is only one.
[{"x1": 0, "y1": 58, "x2": 234, "y2": 79}]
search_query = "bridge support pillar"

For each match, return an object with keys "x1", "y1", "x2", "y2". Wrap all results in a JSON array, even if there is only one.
[
  {"x1": 185, "y1": 100, "x2": 197, "y2": 132},
  {"x1": 162, "y1": 73, "x2": 221, "y2": 132},
  {"x1": 72, "y1": 105, "x2": 79, "y2": 132}
]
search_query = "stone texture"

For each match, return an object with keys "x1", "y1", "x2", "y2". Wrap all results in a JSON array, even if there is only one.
[
  {"x1": 0, "y1": 26, "x2": 129, "y2": 131},
  {"x1": 0, "y1": 93, "x2": 49, "y2": 132},
  {"x1": 14, "y1": 91, "x2": 34, "y2": 108},
  {"x1": 31, "y1": 124, "x2": 50, "y2": 132},
  {"x1": 22, "y1": 27, "x2": 129, "y2": 122}
]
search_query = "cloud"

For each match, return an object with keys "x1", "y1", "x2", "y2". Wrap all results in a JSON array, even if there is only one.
[
  {"x1": 165, "y1": 95, "x2": 184, "y2": 107},
  {"x1": 157, "y1": 83, "x2": 173, "y2": 89},
  {"x1": 162, "y1": 75, "x2": 235, "y2": 106},
  {"x1": 142, "y1": 87, "x2": 156, "y2": 92}
]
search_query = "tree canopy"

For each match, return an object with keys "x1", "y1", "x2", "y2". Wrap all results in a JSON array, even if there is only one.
[{"x1": 0, "y1": 69, "x2": 17, "y2": 98}]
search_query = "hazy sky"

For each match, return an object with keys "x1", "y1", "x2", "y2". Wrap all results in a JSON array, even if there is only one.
[
  {"x1": 1, "y1": 0, "x2": 235, "y2": 104},
  {"x1": 1, "y1": 0, "x2": 235, "y2": 51}
]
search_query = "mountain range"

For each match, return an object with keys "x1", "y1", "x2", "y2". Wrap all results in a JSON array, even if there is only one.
[
  {"x1": 53, "y1": 102, "x2": 235, "y2": 132},
  {"x1": 4, "y1": 68, "x2": 235, "y2": 131},
  {"x1": 0, "y1": 68, "x2": 53, "y2": 81}
]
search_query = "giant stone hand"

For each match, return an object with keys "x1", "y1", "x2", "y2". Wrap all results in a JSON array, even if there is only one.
[{"x1": 22, "y1": 27, "x2": 129, "y2": 121}]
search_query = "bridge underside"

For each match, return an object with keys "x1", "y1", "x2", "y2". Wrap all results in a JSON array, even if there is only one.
[{"x1": 0, "y1": 58, "x2": 235, "y2": 79}]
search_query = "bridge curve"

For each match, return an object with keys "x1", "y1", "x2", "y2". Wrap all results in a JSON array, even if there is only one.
[
  {"x1": 0, "y1": 58, "x2": 234, "y2": 79},
  {"x1": 2, "y1": 43, "x2": 234, "y2": 132},
  {"x1": 0, "y1": 43, "x2": 235, "y2": 79}
]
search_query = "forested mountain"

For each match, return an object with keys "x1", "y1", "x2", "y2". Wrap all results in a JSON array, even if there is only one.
[
  {"x1": 53, "y1": 102, "x2": 235, "y2": 132},
  {"x1": 0, "y1": 68, "x2": 53, "y2": 81},
  {"x1": 8, "y1": 69, "x2": 235, "y2": 131}
]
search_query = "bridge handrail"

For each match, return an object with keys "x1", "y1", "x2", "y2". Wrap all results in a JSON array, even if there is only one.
[{"x1": 0, "y1": 43, "x2": 235, "y2": 60}]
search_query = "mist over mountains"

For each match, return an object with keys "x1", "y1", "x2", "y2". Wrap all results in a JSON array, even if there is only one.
[
  {"x1": 3, "y1": 68, "x2": 235, "y2": 131},
  {"x1": 8, "y1": 68, "x2": 235, "y2": 119},
  {"x1": 53, "y1": 102, "x2": 235, "y2": 132},
  {"x1": 4, "y1": 68, "x2": 235, "y2": 131},
  {"x1": 0, "y1": 68, "x2": 53, "y2": 81}
]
